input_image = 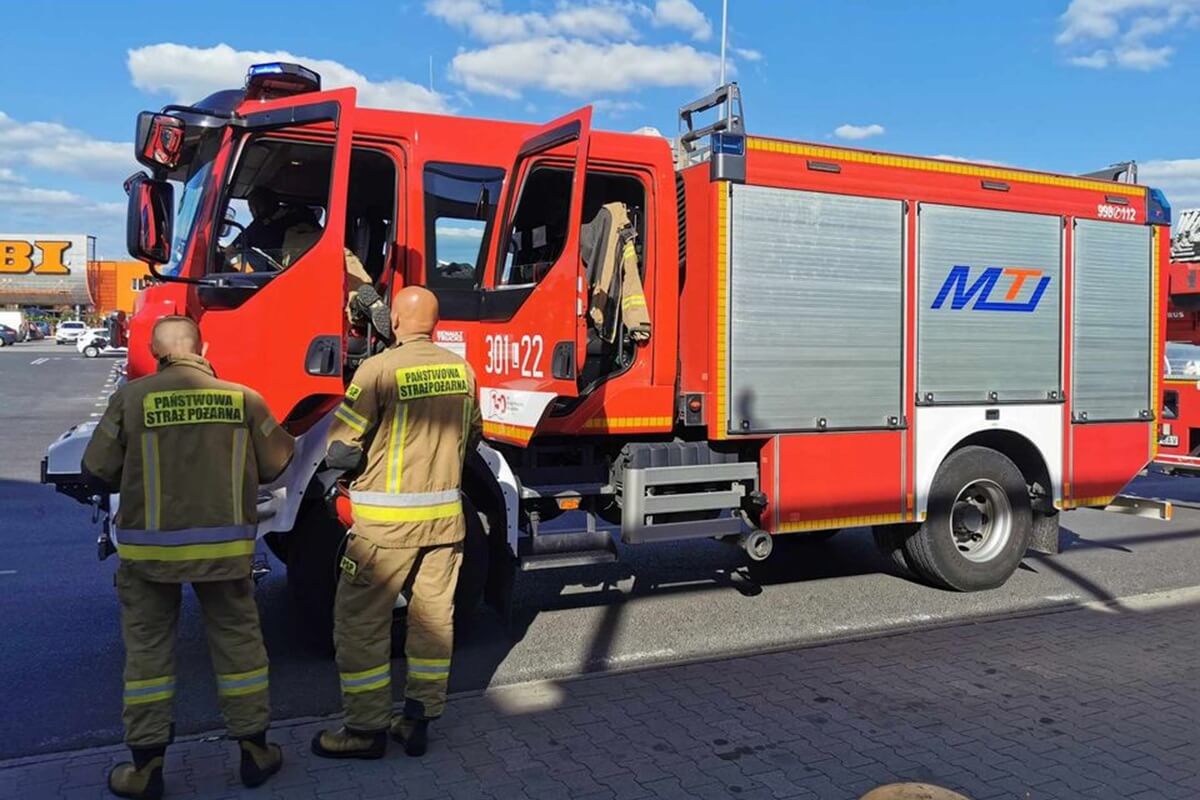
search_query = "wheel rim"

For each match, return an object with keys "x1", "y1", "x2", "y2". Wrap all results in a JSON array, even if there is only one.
[{"x1": 950, "y1": 479, "x2": 1012, "y2": 563}]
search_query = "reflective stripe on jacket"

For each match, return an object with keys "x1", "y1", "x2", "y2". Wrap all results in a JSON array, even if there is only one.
[
  {"x1": 326, "y1": 335, "x2": 482, "y2": 548},
  {"x1": 82, "y1": 354, "x2": 294, "y2": 582}
]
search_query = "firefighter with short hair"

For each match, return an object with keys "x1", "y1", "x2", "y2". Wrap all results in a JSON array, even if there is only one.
[
  {"x1": 312, "y1": 286, "x2": 481, "y2": 760},
  {"x1": 82, "y1": 316, "x2": 294, "y2": 799}
]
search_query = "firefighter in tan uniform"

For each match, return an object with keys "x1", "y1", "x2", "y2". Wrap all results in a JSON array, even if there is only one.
[
  {"x1": 312, "y1": 286, "x2": 481, "y2": 760},
  {"x1": 82, "y1": 316, "x2": 294, "y2": 799}
]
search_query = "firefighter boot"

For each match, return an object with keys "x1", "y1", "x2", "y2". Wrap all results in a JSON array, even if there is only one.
[
  {"x1": 350, "y1": 285, "x2": 393, "y2": 342},
  {"x1": 108, "y1": 745, "x2": 165, "y2": 800},
  {"x1": 390, "y1": 716, "x2": 430, "y2": 757},
  {"x1": 310, "y1": 727, "x2": 387, "y2": 760},
  {"x1": 238, "y1": 732, "x2": 283, "y2": 788}
]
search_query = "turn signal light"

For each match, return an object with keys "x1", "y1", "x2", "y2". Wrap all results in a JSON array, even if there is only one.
[{"x1": 556, "y1": 497, "x2": 582, "y2": 511}]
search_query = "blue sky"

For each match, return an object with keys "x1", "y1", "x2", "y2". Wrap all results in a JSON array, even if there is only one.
[{"x1": 2, "y1": 0, "x2": 1199, "y2": 257}]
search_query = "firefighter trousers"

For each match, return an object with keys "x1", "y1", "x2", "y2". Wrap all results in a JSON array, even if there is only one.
[
  {"x1": 116, "y1": 563, "x2": 270, "y2": 747},
  {"x1": 333, "y1": 535, "x2": 463, "y2": 731}
]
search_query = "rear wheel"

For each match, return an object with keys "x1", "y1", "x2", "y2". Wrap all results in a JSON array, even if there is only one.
[
  {"x1": 83, "y1": 344, "x2": 100, "y2": 358},
  {"x1": 903, "y1": 446, "x2": 1032, "y2": 591}
]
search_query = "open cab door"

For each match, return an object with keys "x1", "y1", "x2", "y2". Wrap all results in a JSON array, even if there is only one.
[
  {"x1": 468, "y1": 106, "x2": 593, "y2": 446},
  {"x1": 189, "y1": 88, "x2": 358, "y2": 429}
]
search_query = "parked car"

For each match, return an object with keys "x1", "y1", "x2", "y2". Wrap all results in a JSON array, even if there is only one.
[
  {"x1": 0, "y1": 325, "x2": 17, "y2": 347},
  {"x1": 55, "y1": 320, "x2": 88, "y2": 345},
  {"x1": 78, "y1": 328, "x2": 126, "y2": 359},
  {"x1": 21, "y1": 323, "x2": 45, "y2": 341}
]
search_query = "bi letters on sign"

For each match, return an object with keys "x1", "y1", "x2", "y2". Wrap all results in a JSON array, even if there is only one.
[{"x1": 0, "y1": 240, "x2": 73, "y2": 275}]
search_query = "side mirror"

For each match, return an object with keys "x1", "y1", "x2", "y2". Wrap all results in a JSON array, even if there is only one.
[
  {"x1": 135, "y1": 111, "x2": 185, "y2": 171},
  {"x1": 124, "y1": 172, "x2": 175, "y2": 265}
]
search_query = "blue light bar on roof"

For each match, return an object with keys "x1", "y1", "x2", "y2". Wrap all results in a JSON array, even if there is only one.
[
  {"x1": 1148, "y1": 187, "x2": 1172, "y2": 226},
  {"x1": 245, "y1": 62, "x2": 321, "y2": 100}
]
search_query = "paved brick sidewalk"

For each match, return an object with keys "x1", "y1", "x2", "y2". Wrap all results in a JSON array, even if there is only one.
[{"x1": 3, "y1": 591, "x2": 1197, "y2": 800}]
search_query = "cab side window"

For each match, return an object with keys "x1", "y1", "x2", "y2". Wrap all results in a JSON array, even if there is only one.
[
  {"x1": 423, "y1": 163, "x2": 505, "y2": 290},
  {"x1": 212, "y1": 136, "x2": 334, "y2": 274},
  {"x1": 496, "y1": 165, "x2": 573, "y2": 287}
]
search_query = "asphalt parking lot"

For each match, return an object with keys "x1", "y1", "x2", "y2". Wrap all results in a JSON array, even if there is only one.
[{"x1": 3, "y1": 341, "x2": 1199, "y2": 759}]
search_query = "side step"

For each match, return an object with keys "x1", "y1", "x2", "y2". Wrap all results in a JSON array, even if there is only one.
[
  {"x1": 519, "y1": 546, "x2": 618, "y2": 572},
  {"x1": 518, "y1": 508, "x2": 619, "y2": 572},
  {"x1": 1104, "y1": 494, "x2": 1173, "y2": 521}
]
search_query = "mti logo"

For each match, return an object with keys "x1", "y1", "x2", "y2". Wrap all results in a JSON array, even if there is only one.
[{"x1": 931, "y1": 266, "x2": 1051, "y2": 313}]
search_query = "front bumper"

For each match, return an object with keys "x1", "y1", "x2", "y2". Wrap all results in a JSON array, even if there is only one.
[{"x1": 42, "y1": 421, "x2": 99, "y2": 503}]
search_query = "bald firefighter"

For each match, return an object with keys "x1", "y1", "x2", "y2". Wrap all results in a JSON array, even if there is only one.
[
  {"x1": 312, "y1": 286, "x2": 481, "y2": 760},
  {"x1": 82, "y1": 316, "x2": 294, "y2": 799}
]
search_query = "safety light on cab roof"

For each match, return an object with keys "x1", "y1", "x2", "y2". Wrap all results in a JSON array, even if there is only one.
[{"x1": 245, "y1": 62, "x2": 321, "y2": 101}]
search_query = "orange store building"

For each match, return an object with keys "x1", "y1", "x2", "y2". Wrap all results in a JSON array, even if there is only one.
[{"x1": 87, "y1": 260, "x2": 152, "y2": 314}]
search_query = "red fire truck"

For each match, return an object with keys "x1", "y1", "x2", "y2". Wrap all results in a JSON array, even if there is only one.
[
  {"x1": 1157, "y1": 208, "x2": 1200, "y2": 472},
  {"x1": 44, "y1": 63, "x2": 1170, "y2": 622}
]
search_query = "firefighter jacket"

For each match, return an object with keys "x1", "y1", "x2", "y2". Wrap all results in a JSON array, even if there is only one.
[
  {"x1": 326, "y1": 334, "x2": 482, "y2": 548},
  {"x1": 583, "y1": 201, "x2": 651, "y2": 343},
  {"x1": 82, "y1": 354, "x2": 294, "y2": 583}
]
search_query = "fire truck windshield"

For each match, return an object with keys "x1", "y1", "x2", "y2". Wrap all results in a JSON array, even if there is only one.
[{"x1": 162, "y1": 158, "x2": 214, "y2": 277}]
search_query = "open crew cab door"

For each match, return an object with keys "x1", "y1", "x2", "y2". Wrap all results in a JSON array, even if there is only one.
[
  {"x1": 189, "y1": 88, "x2": 358, "y2": 428},
  {"x1": 468, "y1": 106, "x2": 593, "y2": 446}
]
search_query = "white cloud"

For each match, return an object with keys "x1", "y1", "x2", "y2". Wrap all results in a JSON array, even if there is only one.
[
  {"x1": 435, "y1": 223, "x2": 486, "y2": 239},
  {"x1": 1056, "y1": 0, "x2": 1200, "y2": 70},
  {"x1": 0, "y1": 111, "x2": 133, "y2": 185},
  {"x1": 1114, "y1": 42, "x2": 1174, "y2": 68},
  {"x1": 426, "y1": 0, "x2": 714, "y2": 42},
  {"x1": 732, "y1": 46, "x2": 763, "y2": 62},
  {"x1": 429, "y1": 0, "x2": 727, "y2": 99},
  {"x1": 127, "y1": 43, "x2": 451, "y2": 113},
  {"x1": 1140, "y1": 158, "x2": 1200, "y2": 211},
  {"x1": 0, "y1": 167, "x2": 25, "y2": 184},
  {"x1": 426, "y1": 0, "x2": 637, "y2": 42},
  {"x1": 0, "y1": 185, "x2": 126, "y2": 257},
  {"x1": 651, "y1": 0, "x2": 712, "y2": 40},
  {"x1": 449, "y1": 38, "x2": 720, "y2": 98},
  {"x1": 928, "y1": 154, "x2": 1007, "y2": 166},
  {"x1": 833, "y1": 123, "x2": 885, "y2": 141},
  {"x1": 1069, "y1": 49, "x2": 1111, "y2": 67},
  {"x1": 593, "y1": 98, "x2": 645, "y2": 115}
]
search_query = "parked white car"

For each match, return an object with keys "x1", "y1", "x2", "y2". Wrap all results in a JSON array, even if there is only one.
[
  {"x1": 77, "y1": 328, "x2": 126, "y2": 359},
  {"x1": 76, "y1": 327, "x2": 108, "y2": 354},
  {"x1": 55, "y1": 320, "x2": 88, "y2": 345}
]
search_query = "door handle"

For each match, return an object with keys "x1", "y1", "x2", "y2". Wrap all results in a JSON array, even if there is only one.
[
  {"x1": 551, "y1": 340, "x2": 575, "y2": 380},
  {"x1": 305, "y1": 336, "x2": 341, "y2": 376}
]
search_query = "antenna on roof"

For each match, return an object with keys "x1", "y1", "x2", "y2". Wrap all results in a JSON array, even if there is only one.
[{"x1": 719, "y1": 0, "x2": 729, "y2": 86}]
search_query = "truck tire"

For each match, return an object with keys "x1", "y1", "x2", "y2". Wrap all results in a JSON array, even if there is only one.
[
  {"x1": 872, "y1": 523, "x2": 918, "y2": 574},
  {"x1": 286, "y1": 495, "x2": 345, "y2": 650},
  {"x1": 903, "y1": 446, "x2": 1032, "y2": 591},
  {"x1": 454, "y1": 495, "x2": 489, "y2": 621},
  {"x1": 83, "y1": 344, "x2": 100, "y2": 358}
]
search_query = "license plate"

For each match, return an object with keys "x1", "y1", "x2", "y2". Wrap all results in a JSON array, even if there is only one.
[{"x1": 1159, "y1": 434, "x2": 1179, "y2": 447}]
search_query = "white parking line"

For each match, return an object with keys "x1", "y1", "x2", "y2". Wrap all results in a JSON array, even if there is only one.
[{"x1": 30, "y1": 358, "x2": 48, "y2": 366}]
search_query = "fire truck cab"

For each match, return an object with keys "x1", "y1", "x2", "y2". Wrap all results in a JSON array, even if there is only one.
[
  {"x1": 1157, "y1": 207, "x2": 1200, "y2": 472},
  {"x1": 45, "y1": 63, "x2": 1170, "y2": 623}
]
